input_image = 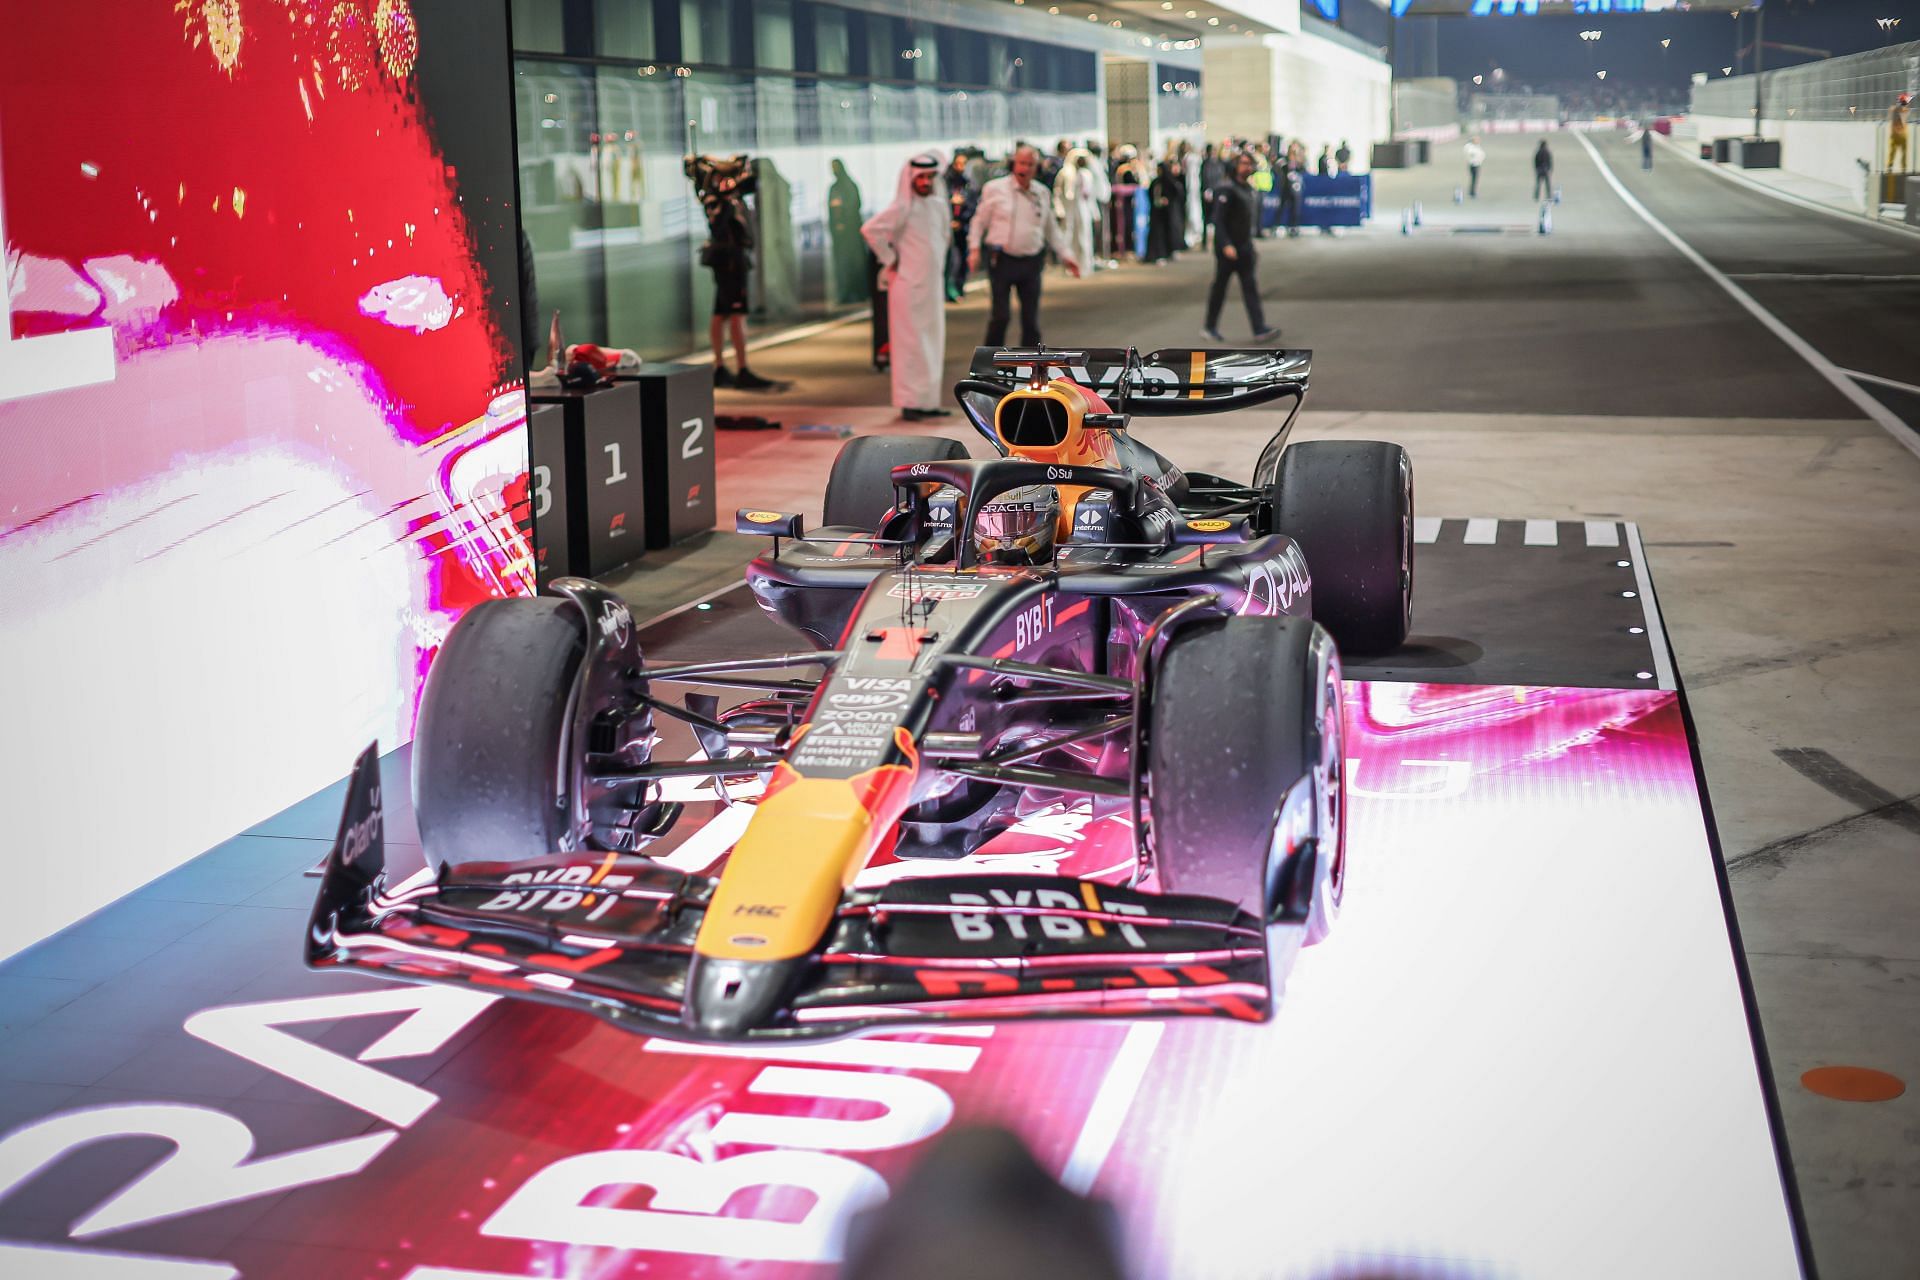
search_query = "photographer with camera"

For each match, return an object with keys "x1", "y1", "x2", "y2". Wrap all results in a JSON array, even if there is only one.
[{"x1": 685, "y1": 154, "x2": 777, "y2": 391}]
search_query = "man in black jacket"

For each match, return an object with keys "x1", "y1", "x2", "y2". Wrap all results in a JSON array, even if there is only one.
[
  {"x1": 1202, "y1": 151, "x2": 1279, "y2": 343},
  {"x1": 1533, "y1": 140, "x2": 1554, "y2": 201}
]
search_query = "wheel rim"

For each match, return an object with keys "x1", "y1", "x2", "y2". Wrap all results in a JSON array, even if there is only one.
[{"x1": 1323, "y1": 660, "x2": 1346, "y2": 905}]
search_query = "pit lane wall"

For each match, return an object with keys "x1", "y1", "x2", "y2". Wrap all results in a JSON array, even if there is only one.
[
  {"x1": 1689, "y1": 113, "x2": 1885, "y2": 206},
  {"x1": 1692, "y1": 41, "x2": 1918, "y2": 199},
  {"x1": 1203, "y1": 26, "x2": 1391, "y2": 168}
]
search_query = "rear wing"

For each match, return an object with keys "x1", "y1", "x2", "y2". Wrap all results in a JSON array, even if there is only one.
[{"x1": 963, "y1": 346, "x2": 1310, "y2": 417}]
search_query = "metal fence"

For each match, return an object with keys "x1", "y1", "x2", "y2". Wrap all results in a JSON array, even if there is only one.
[
  {"x1": 1395, "y1": 78, "x2": 1459, "y2": 134},
  {"x1": 1692, "y1": 40, "x2": 1920, "y2": 123},
  {"x1": 1468, "y1": 93, "x2": 1561, "y2": 123}
]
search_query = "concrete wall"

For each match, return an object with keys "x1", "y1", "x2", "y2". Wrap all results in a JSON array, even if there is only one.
[
  {"x1": 1691, "y1": 113, "x2": 1881, "y2": 201},
  {"x1": 1203, "y1": 30, "x2": 1391, "y2": 168}
]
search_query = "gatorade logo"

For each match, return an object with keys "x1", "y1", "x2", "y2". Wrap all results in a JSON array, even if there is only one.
[{"x1": 1187, "y1": 518, "x2": 1233, "y2": 533}]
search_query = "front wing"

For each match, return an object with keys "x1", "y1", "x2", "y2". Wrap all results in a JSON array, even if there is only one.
[{"x1": 306, "y1": 753, "x2": 1274, "y2": 1042}]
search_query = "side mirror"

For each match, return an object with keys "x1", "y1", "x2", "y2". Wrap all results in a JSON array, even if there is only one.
[
  {"x1": 736, "y1": 509, "x2": 805, "y2": 538},
  {"x1": 1170, "y1": 515, "x2": 1250, "y2": 545}
]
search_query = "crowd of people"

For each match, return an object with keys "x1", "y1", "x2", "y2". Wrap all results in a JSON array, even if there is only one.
[{"x1": 853, "y1": 133, "x2": 1357, "y2": 417}]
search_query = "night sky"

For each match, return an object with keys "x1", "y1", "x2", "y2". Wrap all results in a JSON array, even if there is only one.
[{"x1": 1432, "y1": 0, "x2": 1912, "y2": 93}]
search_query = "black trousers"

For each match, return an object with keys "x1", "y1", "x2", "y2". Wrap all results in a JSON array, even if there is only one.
[
  {"x1": 1534, "y1": 171, "x2": 1552, "y2": 200},
  {"x1": 984, "y1": 251, "x2": 1045, "y2": 347},
  {"x1": 1278, "y1": 186, "x2": 1300, "y2": 229},
  {"x1": 1468, "y1": 165, "x2": 1481, "y2": 197},
  {"x1": 1205, "y1": 250, "x2": 1266, "y2": 334}
]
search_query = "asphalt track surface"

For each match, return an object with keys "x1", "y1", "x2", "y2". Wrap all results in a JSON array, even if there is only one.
[{"x1": 744, "y1": 129, "x2": 1908, "y2": 434}]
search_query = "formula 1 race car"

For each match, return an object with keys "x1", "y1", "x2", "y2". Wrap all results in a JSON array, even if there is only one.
[{"x1": 308, "y1": 346, "x2": 1414, "y2": 1041}]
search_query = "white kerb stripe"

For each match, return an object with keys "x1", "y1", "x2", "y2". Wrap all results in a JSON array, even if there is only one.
[
  {"x1": 1463, "y1": 518, "x2": 1498, "y2": 545},
  {"x1": 1413, "y1": 516, "x2": 1443, "y2": 544},
  {"x1": 1583, "y1": 521, "x2": 1621, "y2": 547},
  {"x1": 1575, "y1": 131, "x2": 1920, "y2": 464},
  {"x1": 1523, "y1": 520, "x2": 1558, "y2": 546}
]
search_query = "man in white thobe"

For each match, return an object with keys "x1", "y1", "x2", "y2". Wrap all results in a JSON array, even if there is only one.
[
  {"x1": 1055, "y1": 149, "x2": 1098, "y2": 277},
  {"x1": 863, "y1": 152, "x2": 952, "y2": 420}
]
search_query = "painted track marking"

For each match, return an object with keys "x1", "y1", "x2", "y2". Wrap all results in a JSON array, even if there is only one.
[
  {"x1": 1523, "y1": 519, "x2": 1558, "y2": 546},
  {"x1": 1584, "y1": 520, "x2": 1621, "y2": 548},
  {"x1": 1462, "y1": 517, "x2": 1498, "y2": 545},
  {"x1": 1839, "y1": 367, "x2": 1920, "y2": 399},
  {"x1": 1575, "y1": 131, "x2": 1920, "y2": 464},
  {"x1": 1058, "y1": 1020, "x2": 1163, "y2": 1195}
]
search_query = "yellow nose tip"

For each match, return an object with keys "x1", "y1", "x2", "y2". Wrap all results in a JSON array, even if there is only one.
[{"x1": 695, "y1": 778, "x2": 878, "y2": 962}]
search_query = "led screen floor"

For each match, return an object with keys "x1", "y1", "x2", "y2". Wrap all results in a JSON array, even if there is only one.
[{"x1": 0, "y1": 522, "x2": 1805, "y2": 1278}]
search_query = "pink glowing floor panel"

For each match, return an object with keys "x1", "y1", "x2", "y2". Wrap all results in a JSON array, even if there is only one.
[{"x1": 0, "y1": 681, "x2": 1802, "y2": 1279}]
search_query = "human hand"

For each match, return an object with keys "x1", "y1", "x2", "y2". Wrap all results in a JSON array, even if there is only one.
[
  {"x1": 968, "y1": 249, "x2": 981, "y2": 272},
  {"x1": 1065, "y1": 260, "x2": 1082, "y2": 278},
  {"x1": 1223, "y1": 244, "x2": 1237, "y2": 261}
]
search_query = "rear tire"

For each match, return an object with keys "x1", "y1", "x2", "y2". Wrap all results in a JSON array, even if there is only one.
[
  {"x1": 822, "y1": 434, "x2": 969, "y2": 531},
  {"x1": 413, "y1": 598, "x2": 584, "y2": 866},
  {"x1": 1148, "y1": 615, "x2": 1344, "y2": 938},
  {"x1": 1271, "y1": 440, "x2": 1413, "y2": 656}
]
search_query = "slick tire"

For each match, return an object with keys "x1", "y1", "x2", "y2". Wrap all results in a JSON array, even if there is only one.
[
  {"x1": 822, "y1": 434, "x2": 970, "y2": 531},
  {"x1": 1148, "y1": 615, "x2": 1345, "y2": 939},
  {"x1": 413, "y1": 597, "x2": 584, "y2": 866},
  {"x1": 1271, "y1": 440, "x2": 1413, "y2": 656}
]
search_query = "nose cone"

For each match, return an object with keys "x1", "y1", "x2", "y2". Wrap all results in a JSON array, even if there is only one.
[{"x1": 684, "y1": 954, "x2": 807, "y2": 1038}]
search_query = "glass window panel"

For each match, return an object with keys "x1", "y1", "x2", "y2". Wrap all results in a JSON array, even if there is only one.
[
  {"x1": 595, "y1": 0, "x2": 656, "y2": 60},
  {"x1": 814, "y1": 5, "x2": 851, "y2": 75},
  {"x1": 513, "y1": 59, "x2": 607, "y2": 363},
  {"x1": 510, "y1": 0, "x2": 566, "y2": 53},
  {"x1": 869, "y1": 15, "x2": 904, "y2": 82},
  {"x1": 593, "y1": 65, "x2": 698, "y2": 357},
  {"x1": 755, "y1": 0, "x2": 796, "y2": 70},
  {"x1": 681, "y1": 0, "x2": 738, "y2": 66},
  {"x1": 906, "y1": 21, "x2": 937, "y2": 83}
]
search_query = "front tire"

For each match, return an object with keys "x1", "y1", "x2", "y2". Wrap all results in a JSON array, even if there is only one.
[
  {"x1": 1147, "y1": 615, "x2": 1345, "y2": 941},
  {"x1": 1271, "y1": 440, "x2": 1413, "y2": 656},
  {"x1": 413, "y1": 598, "x2": 588, "y2": 865}
]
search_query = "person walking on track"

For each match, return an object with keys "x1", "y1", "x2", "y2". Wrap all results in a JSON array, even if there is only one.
[
  {"x1": 969, "y1": 144, "x2": 1082, "y2": 348},
  {"x1": 1463, "y1": 135, "x2": 1485, "y2": 198},
  {"x1": 1201, "y1": 151, "x2": 1279, "y2": 344},
  {"x1": 1533, "y1": 140, "x2": 1554, "y2": 201},
  {"x1": 863, "y1": 152, "x2": 952, "y2": 421}
]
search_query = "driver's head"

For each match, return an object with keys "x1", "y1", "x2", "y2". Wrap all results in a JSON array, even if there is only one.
[
  {"x1": 1011, "y1": 145, "x2": 1040, "y2": 184},
  {"x1": 973, "y1": 485, "x2": 1060, "y2": 566}
]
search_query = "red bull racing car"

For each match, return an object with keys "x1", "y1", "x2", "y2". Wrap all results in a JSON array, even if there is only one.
[{"x1": 308, "y1": 346, "x2": 1414, "y2": 1041}]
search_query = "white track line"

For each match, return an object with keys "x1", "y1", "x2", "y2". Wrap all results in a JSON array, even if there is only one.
[
  {"x1": 1523, "y1": 519, "x2": 1558, "y2": 546},
  {"x1": 1462, "y1": 517, "x2": 1498, "y2": 545},
  {"x1": 1730, "y1": 272, "x2": 1920, "y2": 283},
  {"x1": 1840, "y1": 367, "x2": 1920, "y2": 398},
  {"x1": 1413, "y1": 516, "x2": 1443, "y2": 543},
  {"x1": 1583, "y1": 520, "x2": 1621, "y2": 548},
  {"x1": 1059, "y1": 1020, "x2": 1164, "y2": 1195},
  {"x1": 1578, "y1": 131, "x2": 1920, "y2": 464},
  {"x1": 1623, "y1": 522, "x2": 1677, "y2": 692}
]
